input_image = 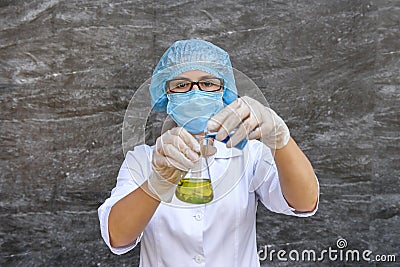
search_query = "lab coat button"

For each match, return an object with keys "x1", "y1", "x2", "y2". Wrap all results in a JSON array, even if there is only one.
[
  {"x1": 194, "y1": 213, "x2": 203, "y2": 221},
  {"x1": 194, "y1": 255, "x2": 204, "y2": 263}
]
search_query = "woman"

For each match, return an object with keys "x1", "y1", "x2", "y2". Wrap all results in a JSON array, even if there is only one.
[{"x1": 98, "y1": 39, "x2": 319, "y2": 266}]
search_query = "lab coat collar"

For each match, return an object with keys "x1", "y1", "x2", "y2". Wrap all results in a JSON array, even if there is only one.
[{"x1": 213, "y1": 139, "x2": 244, "y2": 159}]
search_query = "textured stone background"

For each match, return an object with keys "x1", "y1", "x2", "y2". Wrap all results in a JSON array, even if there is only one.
[{"x1": 0, "y1": 0, "x2": 399, "y2": 266}]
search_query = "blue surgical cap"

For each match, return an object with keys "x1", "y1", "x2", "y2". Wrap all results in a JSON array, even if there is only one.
[{"x1": 149, "y1": 39, "x2": 238, "y2": 112}]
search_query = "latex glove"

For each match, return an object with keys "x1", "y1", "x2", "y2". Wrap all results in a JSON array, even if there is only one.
[
  {"x1": 148, "y1": 127, "x2": 201, "y2": 202},
  {"x1": 207, "y1": 96, "x2": 290, "y2": 150}
]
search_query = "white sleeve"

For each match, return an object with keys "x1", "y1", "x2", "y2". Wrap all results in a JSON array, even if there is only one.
[
  {"x1": 250, "y1": 142, "x2": 319, "y2": 217},
  {"x1": 97, "y1": 145, "x2": 152, "y2": 255}
]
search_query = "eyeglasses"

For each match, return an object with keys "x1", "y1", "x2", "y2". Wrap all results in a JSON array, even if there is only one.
[{"x1": 166, "y1": 78, "x2": 224, "y2": 93}]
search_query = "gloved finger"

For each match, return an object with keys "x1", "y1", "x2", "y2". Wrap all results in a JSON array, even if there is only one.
[
  {"x1": 158, "y1": 132, "x2": 199, "y2": 161},
  {"x1": 181, "y1": 145, "x2": 200, "y2": 162},
  {"x1": 166, "y1": 168, "x2": 186, "y2": 184},
  {"x1": 242, "y1": 112, "x2": 261, "y2": 135},
  {"x1": 169, "y1": 127, "x2": 201, "y2": 153},
  {"x1": 248, "y1": 123, "x2": 274, "y2": 140},
  {"x1": 152, "y1": 155, "x2": 173, "y2": 177},
  {"x1": 156, "y1": 130, "x2": 194, "y2": 155},
  {"x1": 163, "y1": 144, "x2": 193, "y2": 170},
  {"x1": 206, "y1": 98, "x2": 241, "y2": 132},
  {"x1": 226, "y1": 122, "x2": 247, "y2": 148},
  {"x1": 240, "y1": 96, "x2": 265, "y2": 122},
  {"x1": 155, "y1": 136, "x2": 171, "y2": 157},
  {"x1": 154, "y1": 154, "x2": 193, "y2": 173},
  {"x1": 248, "y1": 125, "x2": 262, "y2": 140},
  {"x1": 215, "y1": 99, "x2": 250, "y2": 141},
  {"x1": 226, "y1": 109, "x2": 262, "y2": 147},
  {"x1": 152, "y1": 156, "x2": 189, "y2": 183}
]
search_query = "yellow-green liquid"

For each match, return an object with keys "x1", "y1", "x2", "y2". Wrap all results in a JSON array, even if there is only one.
[{"x1": 175, "y1": 178, "x2": 213, "y2": 204}]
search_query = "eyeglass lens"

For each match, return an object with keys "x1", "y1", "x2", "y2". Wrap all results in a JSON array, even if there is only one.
[{"x1": 168, "y1": 78, "x2": 222, "y2": 93}]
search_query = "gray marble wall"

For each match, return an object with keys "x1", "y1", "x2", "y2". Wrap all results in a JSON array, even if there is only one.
[{"x1": 0, "y1": 0, "x2": 399, "y2": 266}]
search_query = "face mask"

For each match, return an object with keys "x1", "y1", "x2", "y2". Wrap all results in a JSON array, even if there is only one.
[{"x1": 166, "y1": 90, "x2": 224, "y2": 134}]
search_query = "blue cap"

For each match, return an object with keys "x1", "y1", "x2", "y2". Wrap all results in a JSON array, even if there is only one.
[{"x1": 149, "y1": 39, "x2": 238, "y2": 112}]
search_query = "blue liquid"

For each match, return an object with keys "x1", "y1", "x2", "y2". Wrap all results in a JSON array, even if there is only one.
[{"x1": 205, "y1": 132, "x2": 248, "y2": 150}]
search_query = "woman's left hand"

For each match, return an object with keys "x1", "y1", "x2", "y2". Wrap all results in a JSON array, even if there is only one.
[{"x1": 207, "y1": 96, "x2": 290, "y2": 149}]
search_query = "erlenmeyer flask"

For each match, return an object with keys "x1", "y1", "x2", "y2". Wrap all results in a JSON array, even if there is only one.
[{"x1": 175, "y1": 136, "x2": 214, "y2": 204}]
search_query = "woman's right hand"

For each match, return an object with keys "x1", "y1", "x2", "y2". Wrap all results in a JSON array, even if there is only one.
[{"x1": 148, "y1": 127, "x2": 201, "y2": 201}]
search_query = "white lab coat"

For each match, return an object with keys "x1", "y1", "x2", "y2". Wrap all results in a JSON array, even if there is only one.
[{"x1": 98, "y1": 139, "x2": 319, "y2": 267}]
